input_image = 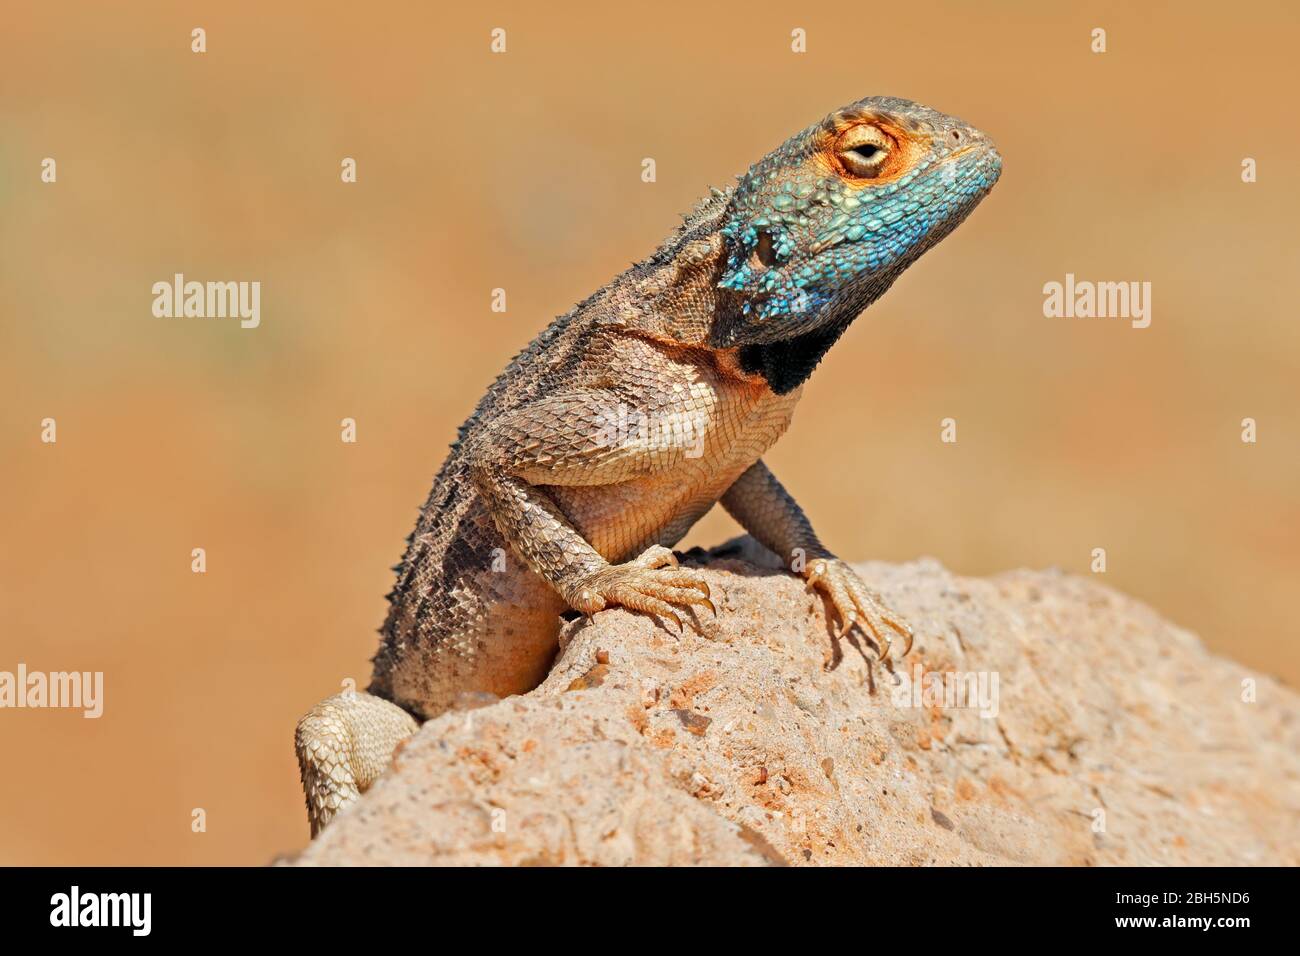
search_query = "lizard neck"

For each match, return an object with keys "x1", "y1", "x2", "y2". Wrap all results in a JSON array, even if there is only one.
[
  {"x1": 594, "y1": 187, "x2": 852, "y2": 396},
  {"x1": 596, "y1": 191, "x2": 734, "y2": 349}
]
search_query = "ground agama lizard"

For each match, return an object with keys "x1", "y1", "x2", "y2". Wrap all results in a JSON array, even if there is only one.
[{"x1": 295, "y1": 95, "x2": 1002, "y2": 835}]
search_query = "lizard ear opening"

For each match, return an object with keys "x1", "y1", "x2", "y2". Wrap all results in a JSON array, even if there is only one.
[{"x1": 749, "y1": 229, "x2": 779, "y2": 271}]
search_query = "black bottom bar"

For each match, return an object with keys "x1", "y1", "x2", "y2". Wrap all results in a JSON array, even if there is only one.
[{"x1": 0, "y1": 866, "x2": 1280, "y2": 942}]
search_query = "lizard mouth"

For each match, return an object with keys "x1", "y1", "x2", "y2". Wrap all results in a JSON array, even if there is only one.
[{"x1": 944, "y1": 142, "x2": 982, "y2": 162}]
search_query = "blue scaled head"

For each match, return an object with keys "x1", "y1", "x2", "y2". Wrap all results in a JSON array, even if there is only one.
[{"x1": 712, "y1": 96, "x2": 1001, "y2": 389}]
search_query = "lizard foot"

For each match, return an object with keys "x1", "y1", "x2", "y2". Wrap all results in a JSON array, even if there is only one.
[
  {"x1": 569, "y1": 545, "x2": 716, "y2": 633},
  {"x1": 804, "y1": 558, "x2": 913, "y2": 663}
]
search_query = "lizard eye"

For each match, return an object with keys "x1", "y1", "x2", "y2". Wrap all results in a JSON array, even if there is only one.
[{"x1": 836, "y1": 125, "x2": 893, "y2": 178}]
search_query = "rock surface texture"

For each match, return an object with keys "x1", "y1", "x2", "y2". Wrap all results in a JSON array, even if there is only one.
[{"x1": 294, "y1": 538, "x2": 1299, "y2": 866}]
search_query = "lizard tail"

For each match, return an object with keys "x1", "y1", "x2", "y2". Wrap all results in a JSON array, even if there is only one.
[{"x1": 294, "y1": 691, "x2": 419, "y2": 837}]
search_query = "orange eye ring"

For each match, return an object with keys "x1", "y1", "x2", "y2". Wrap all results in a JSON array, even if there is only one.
[
  {"x1": 835, "y1": 125, "x2": 895, "y2": 178},
  {"x1": 820, "y1": 116, "x2": 929, "y2": 186}
]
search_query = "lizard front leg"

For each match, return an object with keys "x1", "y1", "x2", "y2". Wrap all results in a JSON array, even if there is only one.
[
  {"x1": 467, "y1": 387, "x2": 715, "y2": 630},
  {"x1": 721, "y1": 459, "x2": 912, "y2": 662}
]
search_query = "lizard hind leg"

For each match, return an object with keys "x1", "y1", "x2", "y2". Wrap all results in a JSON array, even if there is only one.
[{"x1": 294, "y1": 690, "x2": 419, "y2": 837}]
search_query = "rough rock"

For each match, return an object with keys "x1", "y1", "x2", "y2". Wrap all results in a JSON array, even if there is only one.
[{"x1": 294, "y1": 537, "x2": 1300, "y2": 866}]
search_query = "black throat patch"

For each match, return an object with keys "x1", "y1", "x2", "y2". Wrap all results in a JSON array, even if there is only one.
[{"x1": 738, "y1": 319, "x2": 851, "y2": 395}]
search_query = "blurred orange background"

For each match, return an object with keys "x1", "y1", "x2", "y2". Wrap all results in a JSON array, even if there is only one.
[{"x1": 2, "y1": 2, "x2": 1297, "y2": 865}]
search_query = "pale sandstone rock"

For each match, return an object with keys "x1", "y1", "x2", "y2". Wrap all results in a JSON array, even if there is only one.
[{"x1": 295, "y1": 538, "x2": 1300, "y2": 866}]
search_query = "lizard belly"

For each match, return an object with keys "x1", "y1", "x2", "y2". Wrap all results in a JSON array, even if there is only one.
[{"x1": 550, "y1": 387, "x2": 798, "y2": 562}]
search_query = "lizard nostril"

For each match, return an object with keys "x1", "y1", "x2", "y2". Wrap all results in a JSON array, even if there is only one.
[{"x1": 949, "y1": 129, "x2": 964, "y2": 144}]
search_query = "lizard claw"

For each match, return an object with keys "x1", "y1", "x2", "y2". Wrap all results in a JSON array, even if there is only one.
[
  {"x1": 632, "y1": 544, "x2": 680, "y2": 570},
  {"x1": 569, "y1": 545, "x2": 715, "y2": 634},
  {"x1": 806, "y1": 558, "x2": 912, "y2": 662}
]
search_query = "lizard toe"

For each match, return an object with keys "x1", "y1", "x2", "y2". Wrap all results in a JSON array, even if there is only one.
[
  {"x1": 805, "y1": 558, "x2": 913, "y2": 662},
  {"x1": 631, "y1": 544, "x2": 680, "y2": 570},
  {"x1": 578, "y1": 561, "x2": 716, "y2": 633}
]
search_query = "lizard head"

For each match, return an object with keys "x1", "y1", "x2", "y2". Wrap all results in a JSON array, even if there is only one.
[{"x1": 711, "y1": 96, "x2": 1002, "y2": 393}]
